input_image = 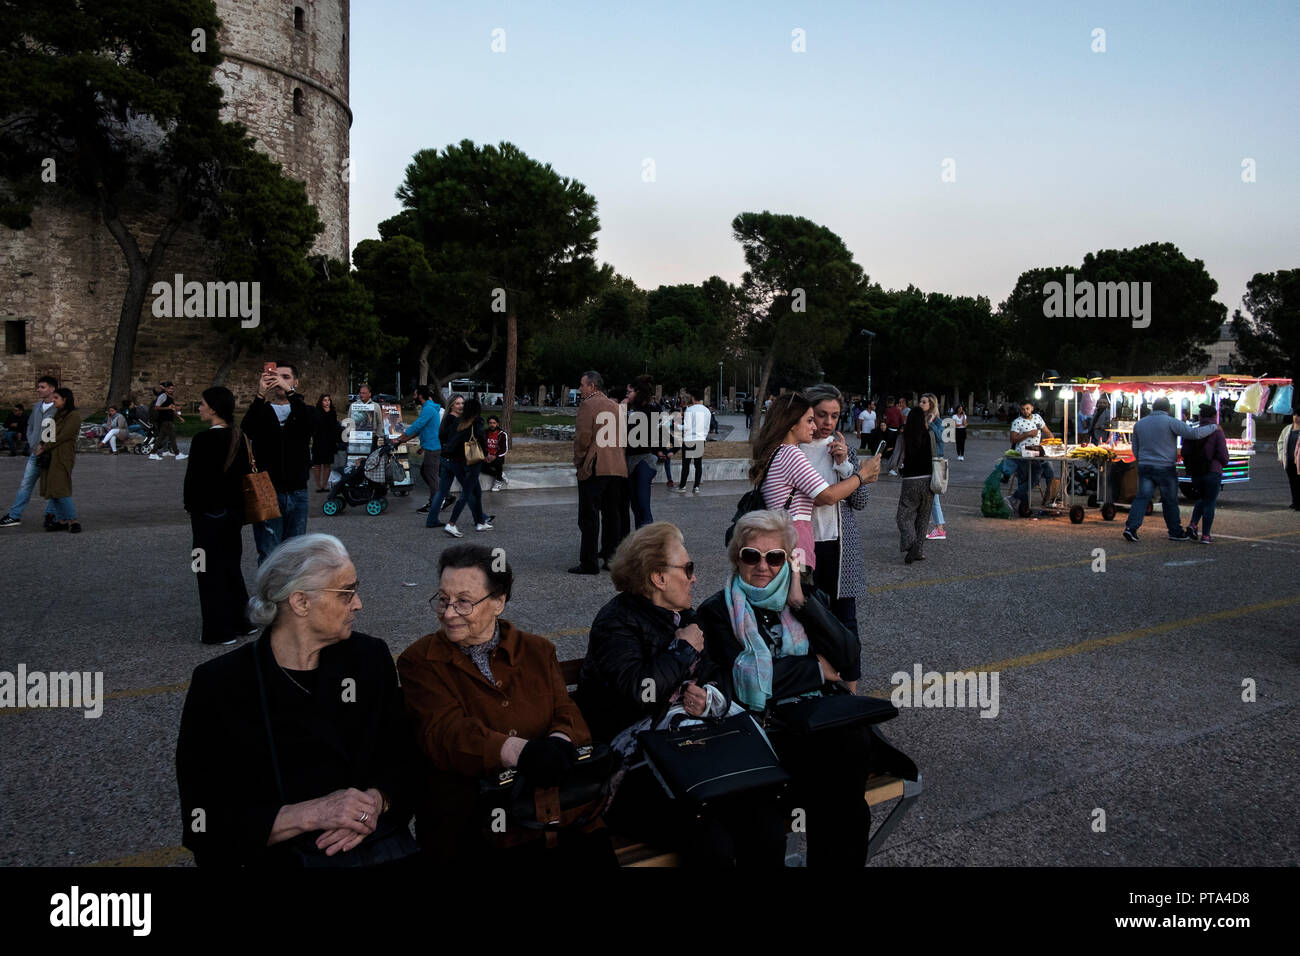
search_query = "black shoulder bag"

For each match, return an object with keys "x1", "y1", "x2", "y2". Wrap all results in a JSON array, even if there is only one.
[
  {"x1": 725, "y1": 446, "x2": 795, "y2": 545},
  {"x1": 476, "y1": 743, "x2": 614, "y2": 848},
  {"x1": 638, "y1": 711, "x2": 790, "y2": 805}
]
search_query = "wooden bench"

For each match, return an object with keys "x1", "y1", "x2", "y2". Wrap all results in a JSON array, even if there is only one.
[{"x1": 558, "y1": 657, "x2": 922, "y2": 867}]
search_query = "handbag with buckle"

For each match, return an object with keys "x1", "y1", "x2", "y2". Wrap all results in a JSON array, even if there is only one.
[
  {"x1": 477, "y1": 743, "x2": 613, "y2": 848},
  {"x1": 929, "y1": 427, "x2": 949, "y2": 494},
  {"x1": 242, "y1": 436, "x2": 281, "y2": 524},
  {"x1": 638, "y1": 711, "x2": 789, "y2": 805},
  {"x1": 770, "y1": 687, "x2": 898, "y2": 734}
]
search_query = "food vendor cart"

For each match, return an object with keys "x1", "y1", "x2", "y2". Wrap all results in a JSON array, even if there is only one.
[{"x1": 1013, "y1": 374, "x2": 1292, "y2": 523}]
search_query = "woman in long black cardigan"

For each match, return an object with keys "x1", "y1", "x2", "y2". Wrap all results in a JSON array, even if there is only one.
[{"x1": 183, "y1": 387, "x2": 254, "y2": 646}]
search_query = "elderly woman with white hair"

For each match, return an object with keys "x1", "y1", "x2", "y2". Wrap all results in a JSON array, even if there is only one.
[
  {"x1": 176, "y1": 533, "x2": 418, "y2": 867},
  {"x1": 697, "y1": 509, "x2": 872, "y2": 867}
]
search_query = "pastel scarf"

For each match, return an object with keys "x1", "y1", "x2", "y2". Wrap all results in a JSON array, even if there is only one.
[{"x1": 727, "y1": 563, "x2": 810, "y2": 711}]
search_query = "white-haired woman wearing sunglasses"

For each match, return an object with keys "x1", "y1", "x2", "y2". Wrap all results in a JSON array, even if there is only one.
[{"x1": 697, "y1": 509, "x2": 872, "y2": 867}]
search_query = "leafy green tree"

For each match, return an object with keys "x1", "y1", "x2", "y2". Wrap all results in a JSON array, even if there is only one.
[
  {"x1": 1231, "y1": 269, "x2": 1300, "y2": 379},
  {"x1": 1000, "y1": 242, "x2": 1224, "y2": 379},
  {"x1": 395, "y1": 140, "x2": 601, "y2": 434},
  {"x1": 731, "y1": 212, "x2": 867, "y2": 431}
]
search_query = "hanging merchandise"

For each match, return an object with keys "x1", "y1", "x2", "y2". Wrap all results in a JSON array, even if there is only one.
[
  {"x1": 1235, "y1": 383, "x2": 1263, "y2": 414},
  {"x1": 1269, "y1": 384, "x2": 1293, "y2": 416}
]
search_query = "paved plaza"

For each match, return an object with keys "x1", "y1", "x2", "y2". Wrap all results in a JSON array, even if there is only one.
[{"x1": 1, "y1": 430, "x2": 1297, "y2": 867}]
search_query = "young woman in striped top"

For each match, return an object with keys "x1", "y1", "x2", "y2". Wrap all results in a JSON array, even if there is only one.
[{"x1": 750, "y1": 394, "x2": 879, "y2": 577}]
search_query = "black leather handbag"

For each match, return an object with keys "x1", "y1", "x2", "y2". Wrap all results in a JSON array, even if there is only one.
[
  {"x1": 477, "y1": 744, "x2": 614, "y2": 847},
  {"x1": 638, "y1": 712, "x2": 790, "y2": 805},
  {"x1": 771, "y1": 691, "x2": 898, "y2": 734}
]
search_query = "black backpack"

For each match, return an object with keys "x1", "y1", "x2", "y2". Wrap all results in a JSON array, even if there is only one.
[{"x1": 725, "y1": 446, "x2": 794, "y2": 545}]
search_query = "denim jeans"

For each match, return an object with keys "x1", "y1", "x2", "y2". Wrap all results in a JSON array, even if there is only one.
[
  {"x1": 1126, "y1": 464, "x2": 1182, "y2": 535},
  {"x1": 49, "y1": 496, "x2": 77, "y2": 521},
  {"x1": 448, "y1": 460, "x2": 486, "y2": 526},
  {"x1": 253, "y1": 487, "x2": 310, "y2": 563},
  {"x1": 7, "y1": 453, "x2": 54, "y2": 520},
  {"x1": 628, "y1": 459, "x2": 656, "y2": 528},
  {"x1": 1189, "y1": 472, "x2": 1223, "y2": 536},
  {"x1": 1013, "y1": 459, "x2": 1055, "y2": 505}
]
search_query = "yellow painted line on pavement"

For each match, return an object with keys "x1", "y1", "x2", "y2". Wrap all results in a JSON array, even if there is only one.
[{"x1": 868, "y1": 593, "x2": 1300, "y2": 696}]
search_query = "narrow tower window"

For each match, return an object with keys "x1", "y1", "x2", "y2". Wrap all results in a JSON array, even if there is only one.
[
  {"x1": 293, "y1": 87, "x2": 304, "y2": 115},
  {"x1": 294, "y1": 6, "x2": 305, "y2": 31},
  {"x1": 5, "y1": 319, "x2": 27, "y2": 355}
]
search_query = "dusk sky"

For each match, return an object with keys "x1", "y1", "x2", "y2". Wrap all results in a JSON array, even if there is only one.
[{"x1": 349, "y1": 0, "x2": 1299, "y2": 315}]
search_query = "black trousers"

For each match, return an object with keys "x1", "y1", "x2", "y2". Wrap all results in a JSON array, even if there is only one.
[
  {"x1": 1288, "y1": 463, "x2": 1300, "y2": 508},
  {"x1": 955, "y1": 427, "x2": 967, "y2": 457},
  {"x1": 191, "y1": 510, "x2": 250, "y2": 643},
  {"x1": 771, "y1": 725, "x2": 872, "y2": 867},
  {"x1": 813, "y1": 539, "x2": 860, "y2": 647},
  {"x1": 681, "y1": 453, "x2": 703, "y2": 489},
  {"x1": 577, "y1": 475, "x2": 628, "y2": 569}
]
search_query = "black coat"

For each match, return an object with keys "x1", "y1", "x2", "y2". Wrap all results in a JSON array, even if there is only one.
[
  {"x1": 240, "y1": 395, "x2": 316, "y2": 493},
  {"x1": 576, "y1": 592, "x2": 725, "y2": 743},
  {"x1": 442, "y1": 416, "x2": 486, "y2": 464},
  {"x1": 697, "y1": 584, "x2": 861, "y2": 707},
  {"x1": 176, "y1": 632, "x2": 416, "y2": 867},
  {"x1": 183, "y1": 427, "x2": 251, "y2": 516}
]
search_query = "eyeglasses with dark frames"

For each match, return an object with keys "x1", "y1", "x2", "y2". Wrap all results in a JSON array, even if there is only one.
[
  {"x1": 430, "y1": 593, "x2": 499, "y2": 617},
  {"x1": 310, "y1": 582, "x2": 360, "y2": 601},
  {"x1": 662, "y1": 562, "x2": 695, "y2": 578}
]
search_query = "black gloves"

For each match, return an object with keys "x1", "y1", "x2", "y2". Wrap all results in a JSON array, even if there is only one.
[{"x1": 517, "y1": 736, "x2": 579, "y2": 786}]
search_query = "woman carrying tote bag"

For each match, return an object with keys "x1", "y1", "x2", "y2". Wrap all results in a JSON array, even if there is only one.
[{"x1": 927, "y1": 395, "x2": 950, "y2": 541}]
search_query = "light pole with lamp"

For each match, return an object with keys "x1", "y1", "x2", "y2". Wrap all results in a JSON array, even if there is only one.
[
  {"x1": 859, "y1": 328, "x2": 876, "y2": 401},
  {"x1": 718, "y1": 361, "x2": 724, "y2": 411}
]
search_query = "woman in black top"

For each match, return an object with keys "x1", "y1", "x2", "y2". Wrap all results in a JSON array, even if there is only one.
[
  {"x1": 176, "y1": 533, "x2": 418, "y2": 866},
  {"x1": 311, "y1": 394, "x2": 342, "y2": 492},
  {"x1": 895, "y1": 395, "x2": 937, "y2": 564},
  {"x1": 440, "y1": 399, "x2": 491, "y2": 536},
  {"x1": 425, "y1": 394, "x2": 463, "y2": 530},
  {"x1": 183, "y1": 386, "x2": 254, "y2": 646}
]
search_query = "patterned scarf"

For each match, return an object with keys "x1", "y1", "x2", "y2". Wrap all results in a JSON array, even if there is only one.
[{"x1": 727, "y1": 564, "x2": 809, "y2": 711}]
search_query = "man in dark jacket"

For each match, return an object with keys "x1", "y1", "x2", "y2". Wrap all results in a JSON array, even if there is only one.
[{"x1": 241, "y1": 362, "x2": 316, "y2": 563}]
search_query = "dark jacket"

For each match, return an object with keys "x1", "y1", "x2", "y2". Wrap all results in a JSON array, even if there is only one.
[
  {"x1": 442, "y1": 417, "x2": 486, "y2": 464},
  {"x1": 312, "y1": 410, "x2": 342, "y2": 463},
  {"x1": 576, "y1": 592, "x2": 724, "y2": 743},
  {"x1": 240, "y1": 394, "x2": 316, "y2": 493},
  {"x1": 39, "y1": 409, "x2": 80, "y2": 499},
  {"x1": 183, "y1": 426, "x2": 252, "y2": 516},
  {"x1": 697, "y1": 587, "x2": 853, "y2": 707},
  {"x1": 176, "y1": 632, "x2": 416, "y2": 867},
  {"x1": 900, "y1": 407, "x2": 932, "y2": 478}
]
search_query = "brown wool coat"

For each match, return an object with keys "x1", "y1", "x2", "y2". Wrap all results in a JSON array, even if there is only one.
[
  {"x1": 40, "y1": 410, "x2": 81, "y2": 500},
  {"x1": 396, "y1": 619, "x2": 591, "y2": 778},
  {"x1": 573, "y1": 390, "x2": 628, "y2": 481}
]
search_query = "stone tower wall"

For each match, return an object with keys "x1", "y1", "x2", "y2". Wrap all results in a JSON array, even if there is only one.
[{"x1": 0, "y1": 0, "x2": 352, "y2": 411}]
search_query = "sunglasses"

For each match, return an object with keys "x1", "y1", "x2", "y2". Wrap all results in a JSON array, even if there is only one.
[{"x1": 739, "y1": 548, "x2": 787, "y2": 568}]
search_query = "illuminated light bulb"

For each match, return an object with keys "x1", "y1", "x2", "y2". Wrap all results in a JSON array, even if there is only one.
[{"x1": 1034, "y1": 387, "x2": 1042, "y2": 400}]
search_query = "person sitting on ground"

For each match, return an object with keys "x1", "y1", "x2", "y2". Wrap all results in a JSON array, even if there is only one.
[
  {"x1": 3, "y1": 403, "x2": 27, "y2": 456},
  {"x1": 177, "y1": 533, "x2": 419, "y2": 867},
  {"x1": 397, "y1": 543, "x2": 614, "y2": 867},
  {"x1": 696, "y1": 509, "x2": 872, "y2": 867},
  {"x1": 100, "y1": 405, "x2": 128, "y2": 454}
]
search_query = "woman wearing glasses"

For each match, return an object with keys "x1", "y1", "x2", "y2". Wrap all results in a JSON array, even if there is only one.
[
  {"x1": 177, "y1": 534, "x2": 419, "y2": 867},
  {"x1": 397, "y1": 543, "x2": 613, "y2": 866},
  {"x1": 577, "y1": 522, "x2": 784, "y2": 865},
  {"x1": 698, "y1": 509, "x2": 873, "y2": 867}
]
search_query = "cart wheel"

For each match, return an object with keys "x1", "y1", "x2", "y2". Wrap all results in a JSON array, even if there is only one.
[
  {"x1": 1101, "y1": 504, "x2": 1116, "y2": 521},
  {"x1": 322, "y1": 499, "x2": 341, "y2": 516},
  {"x1": 1087, "y1": 494, "x2": 1098, "y2": 508},
  {"x1": 365, "y1": 499, "x2": 383, "y2": 516},
  {"x1": 1179, "y1": 485, "x2": 1200, "y2": 501},
  {"x1": 379, "y1": 498, "x2": 389, "y2": 513},
  {"x1": 1069, "y1": 505, "x2": 1085, "y2": 524},
  {"x1": 1019, "y1": 499, "x2": 1032, "y2": 518}
]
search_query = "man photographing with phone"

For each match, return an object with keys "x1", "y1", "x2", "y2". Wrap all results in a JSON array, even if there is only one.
[
  {"x1": 799, "y1": 383, "x2": 877, "y2": 649},
  {"x1": 241, "y1": 362, "x2": 317, "y2": 563}
]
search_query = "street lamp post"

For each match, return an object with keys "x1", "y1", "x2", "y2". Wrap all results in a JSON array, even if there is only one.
[
  {"x1": 860, "y1": 328, "x2": 876, "y2": 400},
  {"x1": 718, "y1": 361, "x2": 724, "y2": 411}
]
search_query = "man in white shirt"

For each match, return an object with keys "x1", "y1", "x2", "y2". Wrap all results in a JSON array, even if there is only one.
[
  {"x1": 0, "y1": 375, "x2": 60, "y2": 528},
  {"x1": 1009, "y1": 399, "x2": 1056, "y2": 510},
  {"x1": 856, "y1": 401, "x2": 877, "y2": 450},
  {"x1": 676, "y1": 388, "x2": 711, "y2": 493}
]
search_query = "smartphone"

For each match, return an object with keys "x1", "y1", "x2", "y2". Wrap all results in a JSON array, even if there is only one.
[
  {"x1": 263, "y1": 362, "x2": 276, "y2": 374},
  {"x1": 875, "y1": 441, "x2": 887, "y2": 457}
]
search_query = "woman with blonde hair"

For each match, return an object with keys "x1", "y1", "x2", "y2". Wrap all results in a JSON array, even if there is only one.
[{"x1": 923, "y1": 393, "x2": 949, "y2": 541}]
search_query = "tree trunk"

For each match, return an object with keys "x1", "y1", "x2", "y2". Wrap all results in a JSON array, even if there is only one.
[
  {"x1": 433, "y1": 320, "x2": 500, "y2": 398},
  {"x1": 752, "y1": 349, "x2": 777, "y2": 447},
  {"x1": 417, "y1": 333, "x2": 435, "y2": 385},
  {"x1": 503, "y1": 307, "x2": 518, "y2": 438},
  {"x1": 101, "y1": 199, "x2": 185, "y2": 405},
  {"x1": 211, "y1": 340, "x2": 244, "y2": 387}
]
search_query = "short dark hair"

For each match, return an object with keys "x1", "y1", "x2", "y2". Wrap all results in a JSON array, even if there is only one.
[
  {"x1": 414, "y1": 384, "x2": 439, "y2": 403},
  {"x1": 581, "y1": 370, "x2": 603, "y2": 391},
  {"x1": 54, "y1": 387, "x2": 75, "y2": 411},
  {"x1": 37, "y1": 375, "x2": 58, "y2": 388},
  {"x1": 1021, "y1": 398, "x2": 1035, "y2": 407},
  {"x1": 437, "y1": 543, "x2": 512, "y2": 602},
  {"x1": 688, "y1": 386, "x2": 704, "y2": 402},
  {"x1": 202, "y1": 386, "x2": 236, "y2": 424},
  {"x1": 276, "y1": 362, "x2": 300, "y2": 380}
]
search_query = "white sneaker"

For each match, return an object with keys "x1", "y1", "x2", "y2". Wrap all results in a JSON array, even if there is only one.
[
  {"x1": 693, "y1": 486, "x2": 701, "y2": 494},
  {"x1": 475, "y1": 521, "x2": 493, "y2": 532},
  {"x1": 148, "y1": 454, "x2": 162, "y2": 460},
  {"x1": 491, "y1": 481, "x2": 503, "y2": 492},
  {"x1": 175, "y1": 453, "x2": 188, "y2": 460},
  {"x1": 958, "y1": 456, "x2": 964, "y2": 461},
  {"x1": 888, "y1": 469, "x2": 898, "y2": 477},
  {"x1": 444, "y1": 523, "x2": 463, "y2": 538},
  {"x1": 162, "y1": 451, "x2": 175, "y2": 457}
]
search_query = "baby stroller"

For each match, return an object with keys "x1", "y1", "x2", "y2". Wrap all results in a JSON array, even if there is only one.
[
  {"x1": 129, "y1": 411, "x2": 159, "y2": 456},
  {"x1": 322, "y1": 446, "x2": 398, "y2": 516}
]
